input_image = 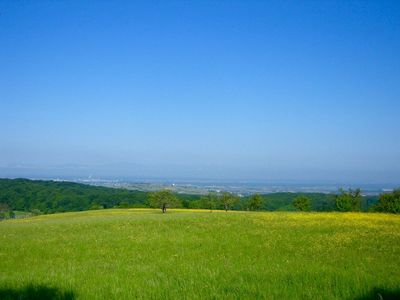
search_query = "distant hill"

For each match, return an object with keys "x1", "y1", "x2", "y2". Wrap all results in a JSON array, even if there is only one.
[
  {"x1": 0, "y1": 178, "x2": 148, "y2": 213},
  {"x1": 0, "y1": 178, "x2": 379, "y2": 214}
]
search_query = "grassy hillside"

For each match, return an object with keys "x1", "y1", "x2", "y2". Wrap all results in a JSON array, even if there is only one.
[{"x1": 0, "y1": 210, "x2": 399, "y2": 299}]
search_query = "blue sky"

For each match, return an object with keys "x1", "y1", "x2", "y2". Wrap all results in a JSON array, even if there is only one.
[{"x1": 0, "y1": 1, "x2": 399, "y2": 183}]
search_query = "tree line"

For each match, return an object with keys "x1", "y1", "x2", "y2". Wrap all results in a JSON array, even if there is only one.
[
  {"x1": 0, "y1": 178, "x2": 398, "y2": 219},
  {"x1": 148, "y1": 188, "x2": 400, "y2": 214}
]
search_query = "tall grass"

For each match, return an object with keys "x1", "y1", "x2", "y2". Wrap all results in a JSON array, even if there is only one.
[{"x1": 0, "y1": 209, "x2": 399, "y2": 299}]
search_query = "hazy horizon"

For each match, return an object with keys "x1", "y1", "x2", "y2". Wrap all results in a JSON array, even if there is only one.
[
  {"x1": 1, "y1": 1, "x2": 399, "y2": 183},
  {"x1": 1, "y1": 162, "x2": 399, "y2": 186}
]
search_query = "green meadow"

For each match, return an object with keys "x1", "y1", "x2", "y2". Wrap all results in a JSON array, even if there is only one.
[{"x1": 0, "y1": 209, "x2": 399, "y2": 299}]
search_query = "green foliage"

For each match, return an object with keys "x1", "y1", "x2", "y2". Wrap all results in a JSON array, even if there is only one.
[
  {"x1": 8, "y1": 211, "x2": 15, "y2": 219},
  {"x1": 335, "y1": 188, "x2": 362, "y2": 212},
  {"x1": 0, "y1": 203, "x2": 10, "y2": 220},
  {"x1": 118, "y1": 201, "x2": 130, "y2": 208},
  {"x1": 276, "y1": 204, "x2": 297, "y2": 211},
  {"x1": 373, "y1": 189, "x2": 400, "y2": 214},
  {"x1": 31, "y1": 208, "x2": 42, "y2": 216},
  {"x1": 89, "y1": 203, "x2": 104, "y2": 210},
  {"x1": 248, "y1": 194, "x2": 263, "y2": 211},
  {"x1": 148, "y1": 189, "x2": 180, "y2": 213},
  {"x1": 0, "y1": 178, "x2": 382, "y2": 214},
  {"x1": 293, "y1": 195, "x2": 311, "y2": 211},
  {"x1": 0, "y1": 178, "x2": 148, "y2": 213},
  {"x1": 0, "y1": 203, "x2": 9, "y2": 212},
  {"x1": 245, "y1": 192, "x2": 337, "y2": 212},
  {"x1": 0, "y1": 210, "x2": 399, "y2": 299},
  {"x1": 219, "y1": 192, "x2": 239, "y2": 211},
  {"x1": 200, "y1": 192, "x2": 218, "y2": 211}
]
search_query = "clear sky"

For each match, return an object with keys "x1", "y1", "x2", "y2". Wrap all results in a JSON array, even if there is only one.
[{"x1": 0, "y1": 1, "x2": 399, "y2": 183}]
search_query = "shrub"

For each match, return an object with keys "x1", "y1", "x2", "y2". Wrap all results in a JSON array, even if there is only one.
[
  {"x1": 335, "y1": 188, "x2": 361, "y2": 212},
  {"x1": 293, "y1": 195, "x2": 311, "y2": 211},
  {"x1": 31, "y1": 209, "x2": 42, "y2": 216},
  {"x1": 374, "y1": 189, "x2": 400, "y2": 214}
]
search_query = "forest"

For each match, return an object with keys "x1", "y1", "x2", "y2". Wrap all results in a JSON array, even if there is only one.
[{"x1": 0, "y1": 178, "x2": 382, "y2": 216}]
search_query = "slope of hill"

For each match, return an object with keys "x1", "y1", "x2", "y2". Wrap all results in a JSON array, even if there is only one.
[{"x1": 0, "y1": 209, "x2": 399, "y2": 299}]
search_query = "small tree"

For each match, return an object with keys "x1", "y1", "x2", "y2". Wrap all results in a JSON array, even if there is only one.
[
  {"x1": 335, "y1": 188, "x2": 362, "y2": 212},
  {"x1": 220, "y1": 192, "x2": 238, "y2": 212},
  {"x1": 248, "y1": 194, "x2": 263, "y2": 211},
  {"x1": 200, "y1": 192, "x2": 217, "y2": 212},
  {"x1": 374, "y1": 189, "x2": 400, "y2": 214},
  {"x1": 149, "y1": 190, "x2": 179, "y2": 213},
  {"x1": 293, "y1": 195, "x2": 311, "y2": 211}
]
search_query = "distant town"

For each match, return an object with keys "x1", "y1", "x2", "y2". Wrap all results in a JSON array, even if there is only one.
[{"x1": 45, "y1": 177, "x2": 397, "y2": 196}]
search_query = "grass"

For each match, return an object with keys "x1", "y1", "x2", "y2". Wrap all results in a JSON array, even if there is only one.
[{"x1": 0, "y1": 209, "x2": 399, "y2": 299}]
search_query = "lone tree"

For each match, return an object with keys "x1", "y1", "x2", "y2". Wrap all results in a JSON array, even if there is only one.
[
  {"x1": 335, "y1": 188, "x2": 362, "y2": 212},
  {"x1": 149, "y1": 190, "x2": 178, "y2": 213},
  {"x1": 220, "y1": 192, "x2": 238, "y2": 212},
  {"x1": 293, "y1": 195, "x2": 311, "y2": 211},
  {"x1": 248, "y1": 194, "x2": 263, "y2": 211}
]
